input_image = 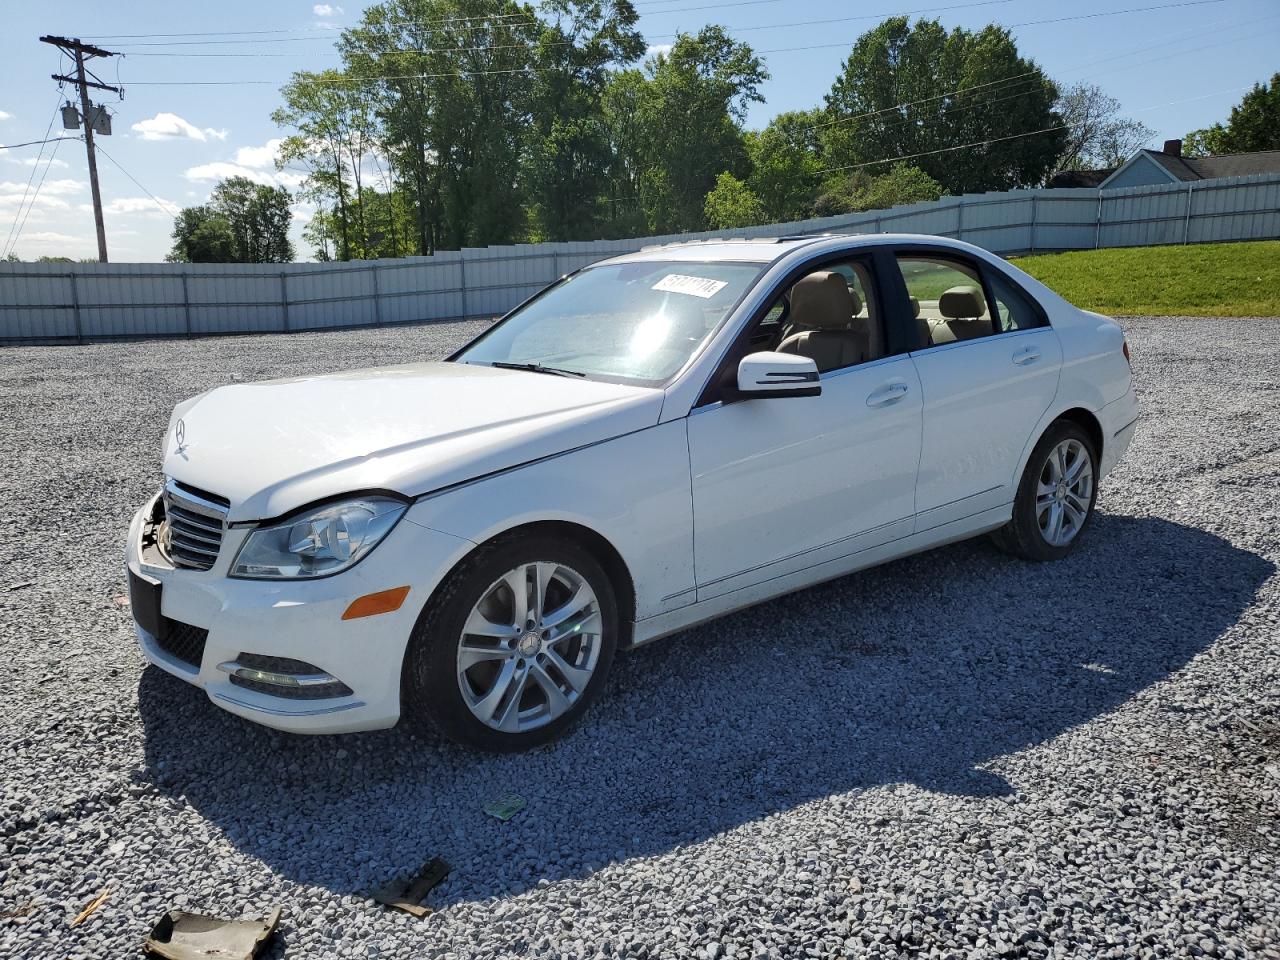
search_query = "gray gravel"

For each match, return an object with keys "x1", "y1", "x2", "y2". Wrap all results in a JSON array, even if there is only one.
[{"x1": 2, "y1": 316, "x2": 1279, "y2": 959}]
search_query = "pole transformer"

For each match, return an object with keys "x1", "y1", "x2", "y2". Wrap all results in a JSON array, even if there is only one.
[{"x1": 40, "y1": 35, "x2": 121, "y2": 263}]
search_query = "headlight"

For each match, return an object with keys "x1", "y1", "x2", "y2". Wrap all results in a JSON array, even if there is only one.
[{"x1": 230, "y1": 496, "x2": 407, "y2": 579}]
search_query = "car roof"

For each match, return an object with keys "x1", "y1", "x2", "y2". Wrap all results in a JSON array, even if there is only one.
[{"x1": 599, "y1": 233, "x2": 982, "y2": 266}]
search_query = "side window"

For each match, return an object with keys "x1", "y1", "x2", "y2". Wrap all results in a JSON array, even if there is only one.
[
  {"x1": 773, "y1": 260, "x2": 885, "y2": 374},
  {"x1": 896, "y1": 255, "x2": 994, "y2": 347},
  {"x1": 986, "y1": 270, "x2": 1047, "y2": 332}
]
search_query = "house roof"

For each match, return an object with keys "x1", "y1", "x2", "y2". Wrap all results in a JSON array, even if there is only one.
[
  {"x1": 1047, "y1": 168, "x2": 1116, "y2": 189},
  {"x1": 1106, "y1": 148, "x2": 1280, "y2": 187}
]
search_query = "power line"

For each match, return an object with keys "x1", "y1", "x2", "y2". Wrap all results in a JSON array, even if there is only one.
[
  {"x1": 110, "y1": 0, "x2": 1235, "y2": 83},
  {"x1": 3, "y1": 136, "x2": 70, "y2": 260},
  {"x1": 93, "y1": 142, "x2": 181, "y2": 218},
  {"x1": 797, "y1": 8, "x2": 1275, "y2": 134},
  {"x1": 2, "y1": 96, "x2": 64, "y2": 259},
  {"x1": 815, "y1": 123, "x2": 1067, "y2": 175},
  {"x1": 0, "y1": 135, "x2": 75, "y2": 149},
  {"x1": 813, "y1": 84, "x2": 1258, "y2": 176},
  {"x1": 93, "y1": 0, "x2": 1018, "y2": 44}
]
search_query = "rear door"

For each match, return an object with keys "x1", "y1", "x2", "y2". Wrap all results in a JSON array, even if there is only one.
[{"x1": 890, "y1": 248, "x2": 1062, "y2": 529}]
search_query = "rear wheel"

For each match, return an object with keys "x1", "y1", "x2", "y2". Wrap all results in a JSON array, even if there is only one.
[
  {"x1": 402, "y1": 534, "x2": 618, "y2": 751},
  {"x1": 992, "y1": 420, "x2": 1098, "y2": 562}
]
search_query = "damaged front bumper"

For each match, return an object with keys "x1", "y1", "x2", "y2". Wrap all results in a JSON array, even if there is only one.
[{"x1": 124, "y1": 493, "x2": 471, "y2": 734}]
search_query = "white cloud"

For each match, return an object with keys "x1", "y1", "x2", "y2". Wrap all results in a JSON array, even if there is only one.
[
  {"x1": 232, "y1": 138, "x2": 283, "y2": 169},
  {"x1": 313, "y1": 3, "x2": 343, "y2": 15},
  {"x1": 79, "y1": 196, "x2": 180, "y2": 217},
  {"x1": 0, "y1": 178, "x2": 83, "y2": 197},
  {"x1": 646, "y1": 44, "x2": 673, "y2": 57},
  {"x1": 185, "y1": 161, "x2": 277, "y2": 186},
  {"x1": 3, "y1": 155, "x2": 70, "y2": 169},
  {"x1": 0, "y1": 111, "x2": 12, "y2": 121},
  {"x1": 184, "y1": 140, "x2": 306, "y2": 190},
  {"x1": 19, "y1": 231, "x2": 83, "y2": 244},
  {"x1": 131, "y1": 112, "x2": 229, "y2": 142}
]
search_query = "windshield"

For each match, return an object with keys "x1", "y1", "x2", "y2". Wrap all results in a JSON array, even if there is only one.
[{"x1": 453, "y1": 259, "x2": 765, "y2": 385}]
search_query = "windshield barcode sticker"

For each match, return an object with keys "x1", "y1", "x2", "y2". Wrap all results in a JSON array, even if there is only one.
[{"x1": 652, "y1": 274, "x2": 729, "y2": 299}]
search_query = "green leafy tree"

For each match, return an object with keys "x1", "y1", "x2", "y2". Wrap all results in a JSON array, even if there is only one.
[
  {"x1": 273, "y1": 70, "x2": 382, "y2": 261},
  {"x1": 168, "y1": 177, "x2": 293, "y2": 263},
  {"x1": 600, "y1": 68, "x2": 651, "y2": 237},
  {"x1": 703, "y1": 172, "x2": 764, "y2": 229},
  {"x1": 1184, "y1": 73, "x2": 1280, "y2": 156},
  {"x1": 167, "y1": 206, "x2": 237, "y2": 263},
  {"x1": 629, "y1": 27, "x2": 767, "y2": 233},
  {"x1": 744, "y1": 109, "x2": 825, "y2": 222},
  {"x1": 524, "y1": 0, "x2": 646, "y2": 241},
  {"x1": 814, "y1": 162, "x2": 942, "y2": 217},
  {"x1": 822, "y1": 17, "x2": 1064, "y2": 194},
  {"x1": 338, "y1": 0, "x2": 540, "y2": 252}
]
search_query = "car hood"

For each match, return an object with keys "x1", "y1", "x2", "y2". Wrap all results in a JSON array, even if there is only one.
[{"x1": 163, "y1": 361, "x2": 662, "y2": 522}]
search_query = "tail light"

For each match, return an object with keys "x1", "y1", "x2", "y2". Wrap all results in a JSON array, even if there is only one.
[{"x1": 1122, "y1": 339, "x2": 1131, "y2": 367}]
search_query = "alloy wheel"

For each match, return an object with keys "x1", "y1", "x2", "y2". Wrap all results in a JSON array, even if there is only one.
[
  {"x1": 1036, "y1": 438, "x2": 1094, "y2": 547},
  {"x1": 456, "y1": 561, "x2": 603, "y2": 733}
]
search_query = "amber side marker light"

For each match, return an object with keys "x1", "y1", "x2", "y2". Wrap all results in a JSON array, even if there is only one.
[{"x1": 342, "y1": 586, "x2": 411, "y2": 620}]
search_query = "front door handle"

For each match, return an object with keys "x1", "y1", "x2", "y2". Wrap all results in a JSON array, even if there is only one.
[
  {"x1": 1013, "y1": 346, "x2": 1041, "y2": 365},
  {"x1": 866, "y1": 382, "x2": 910, "y2": 407}
]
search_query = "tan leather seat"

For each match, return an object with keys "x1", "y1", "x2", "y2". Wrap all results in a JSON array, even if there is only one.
[
  {"x1": 777, "y1": 272, "x2": 867, "y2": 372},
  {"x1": 909, "y1": 295, "x2": 931, "y2": 348},
  {"x1": 929, "y1": 285, "x2": 992, "y2": 344}
]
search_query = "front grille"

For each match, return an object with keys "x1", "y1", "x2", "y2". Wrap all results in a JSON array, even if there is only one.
[
  {"x1": 156, "y1": 618, "x2": 209, "y2": 669},
  {"x1": 162, "y1": 479, "x2": 229, "y2": 571}
]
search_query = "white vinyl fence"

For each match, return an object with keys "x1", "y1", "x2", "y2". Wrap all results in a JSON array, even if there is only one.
[{"x1": 2, "y1": 172, "x2": 1278, "y2": 343}]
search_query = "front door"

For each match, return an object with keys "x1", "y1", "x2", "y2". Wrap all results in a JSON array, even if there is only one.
[{"x1": 687, "y1": 257, "x2": 923, "y2": 601}]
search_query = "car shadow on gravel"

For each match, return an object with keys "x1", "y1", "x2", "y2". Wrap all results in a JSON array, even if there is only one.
[{"x1": 136, "y1": 513, "x2": 1272, "y2": 907}]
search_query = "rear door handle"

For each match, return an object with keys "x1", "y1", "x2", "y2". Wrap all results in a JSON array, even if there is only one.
[
  {"x1": 1013, "y1": 346, "x2": 1041, "y2": 365},
  {"x1": 866, "y1": 382, "x2": 910, "y2": 407}
]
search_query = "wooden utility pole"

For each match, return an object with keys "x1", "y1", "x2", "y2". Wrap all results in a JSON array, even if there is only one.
[{"x1": 40, "y1": 35, "x2": 120, "y2": 263}]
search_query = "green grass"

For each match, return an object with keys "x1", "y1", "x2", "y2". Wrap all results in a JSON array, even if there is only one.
[{"x1": 1011, "y1": 240, "x2": 1280, "y2": 317}]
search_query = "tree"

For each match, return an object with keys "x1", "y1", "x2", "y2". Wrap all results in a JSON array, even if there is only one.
[
  {"x1": 274, "y1": 70, "x2": 381, "y2": 261},
  {"x1": 1054, "y1": 83, "x2": 1154, "y2": 171},
  {"x1": 628, "y1": 27, "x2": 768, "y2": 232},
  {"x1": 744, "y1": 110, "x2": 824, "y2": 222},
  {"x1": 168, "y1": 177, "x2": 293, "y2": 263},
  {"x1": 1184, "y1": 73, "x2": 1280, "y2": 156},
  {"x1": 168, "y1": 206, "x2": 238, "y2": 263},
  {"x1": 703, "y1": 172, "x2": 764, "y2": 228},
  {"x1": 813, "y1": 163, "x2": 942, "y2": 217},
  {"x1": 338, "y1": 0, "x2": 541, "y2": 252},
  {"x1": 822, "y1": 17, "x2": 1064, "y2": 194},
  {"x1": 523, "y1": 0, "x2": 646, "y2": 241}
]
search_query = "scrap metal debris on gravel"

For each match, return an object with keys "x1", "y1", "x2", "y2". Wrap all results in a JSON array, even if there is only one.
[{"x1": 0, "y1": 315, "x2": 1278, "y2": 959}]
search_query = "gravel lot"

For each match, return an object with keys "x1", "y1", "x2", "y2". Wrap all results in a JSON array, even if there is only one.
[{"x1": 1, "y1": 316, "x2": 1278, "y2": 959}]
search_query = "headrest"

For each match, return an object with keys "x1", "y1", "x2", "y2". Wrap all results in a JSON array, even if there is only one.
[
  {"x1": 790, "y1": 272, "x2": 857, "y2": 330},
  {"x1": 939, "y1": 285, "x2": 985, "y2": 320},
  {"x1": 909, "y1": 296, "x2": 920, "y2": 318}
]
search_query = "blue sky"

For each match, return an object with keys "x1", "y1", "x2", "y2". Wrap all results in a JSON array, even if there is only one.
[{"x1": 2, "y1": 0, "x2": 1276, "y2": 262}]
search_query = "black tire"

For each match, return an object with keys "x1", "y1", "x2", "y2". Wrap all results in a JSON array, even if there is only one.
[
  {"x1": 991, "y1": 419, "x2": 1099, "y2": 562},
  {"x1": 401, "y1": 532, "x2": 619, "y2": 751}
]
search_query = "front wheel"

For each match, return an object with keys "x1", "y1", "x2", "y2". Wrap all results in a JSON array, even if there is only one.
[
  {"x1": 992, "y1": 420, "x2": 1098, "y2": 562},
  {"x1": 402, "y1": 534, "x2": 618, "y2": 751}
]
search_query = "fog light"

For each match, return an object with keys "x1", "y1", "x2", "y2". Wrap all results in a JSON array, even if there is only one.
[{"x1": 217, "y1": 654, "x2": 354, "y2": 700}]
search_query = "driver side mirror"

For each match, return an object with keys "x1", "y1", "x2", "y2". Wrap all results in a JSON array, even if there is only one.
[{"x1": 735, "y1": 351, "x2": 821, "y2": 399}]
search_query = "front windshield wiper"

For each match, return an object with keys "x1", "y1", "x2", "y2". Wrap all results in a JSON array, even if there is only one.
[{"x1": 486, "y1": 360, "x2": 587, "y2": 378}]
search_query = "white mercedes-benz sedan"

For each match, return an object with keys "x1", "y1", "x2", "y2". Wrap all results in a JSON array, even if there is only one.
[{"x1": 126, "y1": 233, "x2": 1138, "y2": 750}]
